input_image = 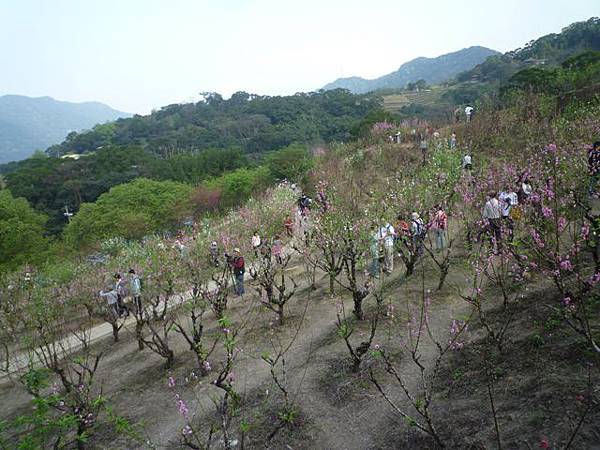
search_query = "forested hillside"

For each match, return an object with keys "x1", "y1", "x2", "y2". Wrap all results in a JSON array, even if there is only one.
[
  {"x1": 0, "y1": 95, "x2": 129, "y2": 163},
  {"x1": 45, "y1": 90, "x2": 381, "y2": 158},
  {"x1": 441, "y1": 17, "x2": 600, "y2": 105}
]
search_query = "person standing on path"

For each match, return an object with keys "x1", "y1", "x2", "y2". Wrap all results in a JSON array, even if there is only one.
[
  {"x1": 379, "y1": 222, "x2": 396, "y2": 273},
  {"x1": 431, "y1": 206, "x2": 448, "y2": 251},
  {"x1": 410, "y1": 212, "x2": 426, "y2": 256},
  {"x1": 128, "y1": 269, "x2": 142, "y2": 314},
  {"x1": 499, "y1": 187, "x2": 518, "y2": 240},
  {"x1": 114, "y1": 273, "x2": 129, "y2": 318},
  {"x1": 368, "y1": 225, "x2": 381, "y2": 279},
  {"x1": 482, "y1": 192, "x2": 502, "y2": 253},
  {"x1": 227, "y1": 248, "x2": 245, "y2": 296}
]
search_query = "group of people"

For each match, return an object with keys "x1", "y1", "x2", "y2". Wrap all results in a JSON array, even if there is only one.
[
  {"x1": 479, "y1": 179, "x2": 532, "y2": 253},
  {"x1": 454, "y1": 106, "x2": 475, "y2": 123},
  {"x1": 368, "y1": 207, "x2": 448, "y2": 278},
  {"x1": 99, "y1": 270, "x2": 142, "y2": 318}
]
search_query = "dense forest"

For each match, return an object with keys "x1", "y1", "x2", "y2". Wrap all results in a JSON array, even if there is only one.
[
  {"x1": 0, "y1": 89, "x2": 383, "y2": 240},
  {"x1": 45, "y1": 89, "x2": 381, "y2": 157}
]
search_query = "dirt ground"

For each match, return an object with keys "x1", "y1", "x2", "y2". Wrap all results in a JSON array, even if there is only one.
[{"x1": 2, "y1": 239, "x2": 600, "y2": 449}]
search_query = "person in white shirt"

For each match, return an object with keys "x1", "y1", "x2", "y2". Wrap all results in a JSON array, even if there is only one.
[
  {"x1": 379, "y1": 222, "x2": 396, "y2": 273},
  {"x1": 481, "y1": 193, "x2": 502, "y2": 253},
  {"x1": 369, "y1": 226, "x2": 381, "y2": 279},
  {"x1": 499, "y1": 188, "x2": 518, "y2": 240},
  {"x1": 251, "y1": 231, "x2": 261, "y2": 257},
  {"x1": 519, "y1": 178, "x2": 532, "y2": 203},
  {"x1": 465, "y1": 106, "x2": 474, "y2": 122},
  {"x1": 462, "y1": 154, "x2": 472, "y2": 171}
]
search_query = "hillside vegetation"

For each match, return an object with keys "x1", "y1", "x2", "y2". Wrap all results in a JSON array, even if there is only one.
[
  {"x1": 1, "y1": 17, "x2": 600, "y2": 450},
  {"x1": 44, "y1": 90, "x2": 381, "y2": 158},
  {"x1": 0, "y1": 95, "x2": 130, "y2": 163}
]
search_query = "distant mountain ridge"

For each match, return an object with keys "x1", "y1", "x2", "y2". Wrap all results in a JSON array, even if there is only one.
[
  {"x1": 0, "y1": 95, "x2": 130, "y2": 163},
  {"x1": 322, "y1": 46, "x2": 500, "y2": 93}
]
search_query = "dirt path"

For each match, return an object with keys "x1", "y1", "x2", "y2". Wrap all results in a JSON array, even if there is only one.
[{"x1": 1, "y1": 233, "x2": 477, "y2": 449}]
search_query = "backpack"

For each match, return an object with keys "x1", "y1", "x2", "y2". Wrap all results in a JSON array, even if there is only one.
[
  {"x1": 435, "y1": 211, "x2": 447, "y2": 230},
  {"x1": 412, "y1": 219, "x2": 426, "y2": 238},
  {"x1": 509, "y1": 206, "x2": 522, "y2": 221}
]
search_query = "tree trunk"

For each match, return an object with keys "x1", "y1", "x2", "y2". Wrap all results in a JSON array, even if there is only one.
[
  {"x1": 353, "y1": 294, "x2": 364, "y2": 321},
  {"x1": 277, "y1": 304, "x2": 285, "y2": 326},
  {"x1": 196, "y1": 352, "x2": 209, "y2": 377},
  {"x1": 111, "y1": 323, "x2": 119, "y2": 342},
  {"x1": 329, "y1": 274, "x2": 335, "y2": 295},
  {"x1": 437, "y1": 266, "x2": 449, "y2": 291},
  {"x1": 135, "y1": 321, "x2": 145, "y2": 350},
  {"x1": 165, "y1": 350, "x2": 175, "y2": 369}
]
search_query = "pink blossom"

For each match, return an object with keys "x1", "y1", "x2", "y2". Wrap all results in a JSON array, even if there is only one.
[
  {"x1": 541, "y1": 206, "x2": 553, "y2": 219},
  {"x1": 557, "y1": 217, "x2": 567, "y2": 233},
  {"x1": 530, "y1": 229, "x2": 545, "y2": 248},
  {"x1": 559, "y1": 258, "x2": 573, "y2": 272},
  {"x1": 177, "y1": 397, "x2": 189, "y2": 417}
]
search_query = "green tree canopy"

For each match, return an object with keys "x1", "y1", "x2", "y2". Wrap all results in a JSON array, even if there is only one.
[
  {"x1": 0, "y1": 190, "x2": 49, "y2": 272},
  {"x1": 63, "y1": 178, "x2": 193, "y2": 248},
  {"x1": 265, "y1": 144, "x2": 314, "y2": 183}
]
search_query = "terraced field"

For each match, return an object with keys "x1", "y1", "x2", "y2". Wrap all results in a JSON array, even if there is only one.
[{"x1": 382, "y1": 86, "x2": 451, "y2": 112}]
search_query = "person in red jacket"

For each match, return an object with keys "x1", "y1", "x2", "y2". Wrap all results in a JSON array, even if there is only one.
[
  {"x1": 227, "y1": 248, "x2": 245, "y2": 296},
  {"x1": 431, "y1": 205, "x2": 448, "y2": 251}
]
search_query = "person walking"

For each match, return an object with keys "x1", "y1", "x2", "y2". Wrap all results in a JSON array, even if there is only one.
[
  {"x1": 128, "y1": 269, "x2": 142, "y2": 314},
  {"x1": 251, "y1": 231, "x2": 261, "y2": 257},
  {"x1": 431, "y1": 206, "x2": 448, "y2": 251},
  {"x1": 227, "y1": 248, "x2": 245, "y2": 296},
  {"x1": 482, "y1": 193, "x2": 502, "y2": 253}
]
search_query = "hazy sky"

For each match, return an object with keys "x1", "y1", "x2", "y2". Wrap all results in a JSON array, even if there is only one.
[{"x1": 0, "y1": 0, "x2": 597, "y2": 113}]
